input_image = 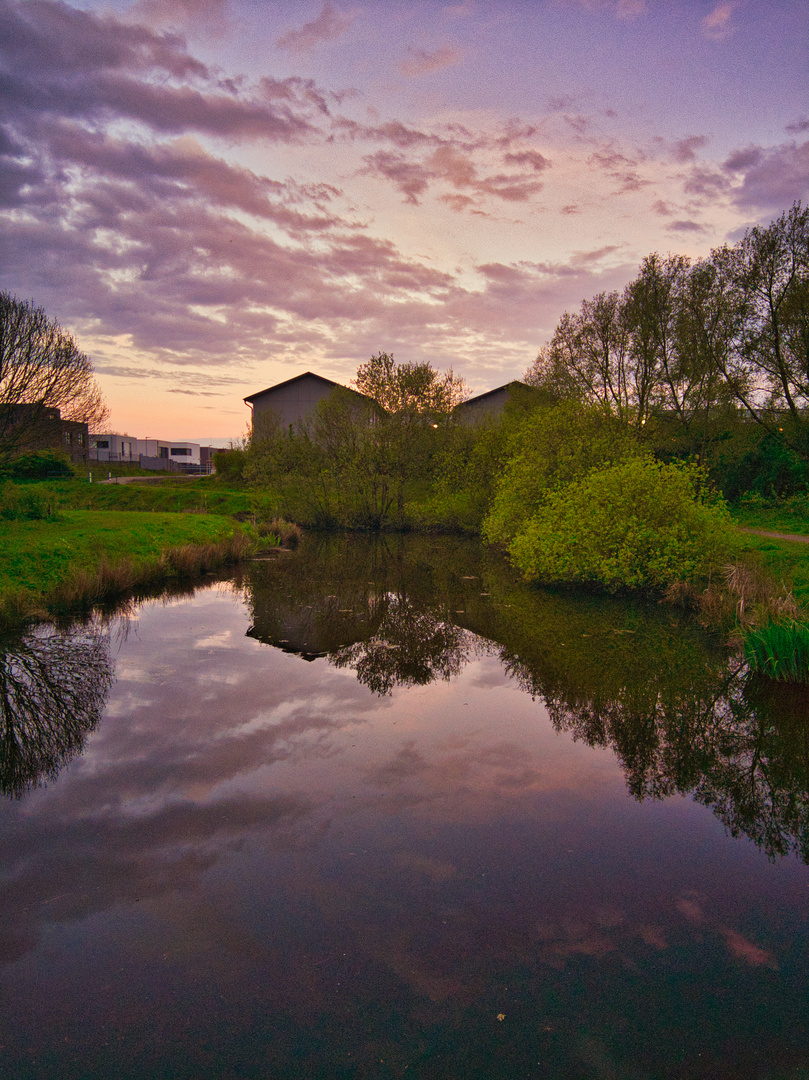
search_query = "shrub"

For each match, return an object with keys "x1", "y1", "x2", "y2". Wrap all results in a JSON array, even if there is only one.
[
  {"x1": 213, "y1": 448, "x2": 247, "y2": 482},
  {"x1": 0, "y1": 481, "x2": 59, "y2": 520},
  {"x1": 744, "y1": 621, "x2": 809, "y2": 683},
  {"x1": 483, "y1": 401, "x2": 642, "y2": 545},
  {"x1": 508, "y1": 457, "x2": 736, "y2": 592},
  {"x1": 3, "y1": 450, "x2": 73, "y2": 479}
]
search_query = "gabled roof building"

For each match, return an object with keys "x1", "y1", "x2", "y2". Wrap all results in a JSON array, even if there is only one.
[{"x1": 244, "y1": 372, "x2": 347, "y2": 431}]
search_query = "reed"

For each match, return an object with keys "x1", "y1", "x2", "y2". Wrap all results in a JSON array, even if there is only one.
[
  {"x1": 258, "y1": 518, "x2": 302, "y2": 548},
  {"x1": 744, "y1": 620, "x2": 809, "y2": 683},
  {"x1": 664, "y1": 559, "x2": 801, "y2": 631}
]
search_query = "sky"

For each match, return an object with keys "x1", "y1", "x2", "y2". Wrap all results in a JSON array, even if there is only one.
[{"x1": 0, "y1": 0, "x2": 807, "y2": 440}]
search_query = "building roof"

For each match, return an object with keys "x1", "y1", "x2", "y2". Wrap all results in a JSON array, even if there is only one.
[
  {"x1": 243, "y1": 371, "x2": 342, "y2": 405},
  {"x1": 455, "y1": 381, "x2": 527, "y2": 408}
]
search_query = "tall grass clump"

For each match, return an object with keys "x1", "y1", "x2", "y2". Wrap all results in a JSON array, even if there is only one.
[
  {"x1": 257, "y1": 518, "x2": 302, "y2": 547},
  {"x1": 44, "y1": 532, "x2": 259, "y2": 617},
  {"x1": 0, "y1": 481, "x2": 59, "y2": 521},
  {"x1": 744, "y1": 621, "x2": 809, "y2": 683}
]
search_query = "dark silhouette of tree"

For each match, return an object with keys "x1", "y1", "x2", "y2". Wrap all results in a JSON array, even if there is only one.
[
  {"x1": 0, "y1": 292, "x2": 109, "y2": 462},
  {"x1": 329, "y1": 593, "x2": 475, "y2": 695},
  {"x1": 0, "y1": 626, "x2": 114, "y2": 798}
]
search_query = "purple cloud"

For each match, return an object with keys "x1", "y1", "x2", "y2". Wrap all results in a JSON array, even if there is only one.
[
  {"x1": 276, "y1": 2, "x2": 355, "y2": 53},
  {"x1": 723, "y1": 146, "x2": 764, "y2": 172},
  {"x1": 0, "y1": 0, "x2": 323, "y2": 143},
  {"x1": 398, "y1": 44, "x2": 463, "y2": 77},
  {"x1": 728, "y1": 140, "x2": 809, "y2": 211},
  {"x1": 671, "y1": 135, "x2": 708, "y2": 163},
  {"x1": 667, "y1": 220, "x2": 706, "y2": 233}
]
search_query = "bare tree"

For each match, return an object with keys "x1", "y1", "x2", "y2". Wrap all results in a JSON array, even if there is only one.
[
  {"x1": 713, "y1": 203, "x2": 809, "y2": 452},
  {"x1": 0, "y1": 293, "x2": 109, "y2": 460}
]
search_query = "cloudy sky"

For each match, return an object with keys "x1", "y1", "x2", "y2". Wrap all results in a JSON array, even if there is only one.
[{"x1": 1, "y1": 0, "x2": 807, "y2": 439}]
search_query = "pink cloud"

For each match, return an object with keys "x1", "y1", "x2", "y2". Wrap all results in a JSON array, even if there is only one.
[
  {"x1": 701, "y1": 2, "x2": 736, "y2": 40},
  {"x1": 398, "y1": 44, "x2": 463, "y2": 77},
  {"x1": 503, "y1": 150, "x2": 551, "y2": 172},
  {"x1": 671, "y1": 135, "x2": 708, "y2": 163},
  {"x1": 276, "y1": 2, "x2": 355, "y2": 53},
  {"x1": 362, "y1": 140, "x2": 546, "y2": 207}
]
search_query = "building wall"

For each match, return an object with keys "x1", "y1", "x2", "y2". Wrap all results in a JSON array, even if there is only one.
[
  {"x1": 3, "y1": 404, "x2": 88, "y2": 461},
  {"x1": 90, "y1": 436, "x2": 202, "y2": 466},
  {"x1": 247, "y1": 373, "x2": 341, "y2": 431},
  {"x1": 455, "y1": 385, "x2": 514, "y2": 423}
]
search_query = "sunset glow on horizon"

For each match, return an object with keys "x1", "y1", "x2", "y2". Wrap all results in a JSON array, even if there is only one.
[{"x1": 1, "y1": 0, "x2": 807, "y2": 439}]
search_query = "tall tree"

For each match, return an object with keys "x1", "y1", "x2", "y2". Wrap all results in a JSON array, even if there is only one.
[
  {"x1": 527, "y1": 292, "x2": 654, "y2": 430},
  {"x1": 354, "y1": 352, "x2": 469, "y2": 418},
  {"x1": 714, "y1": 203, "x2": 809, "y2": 454},
  {"x1": 0, "y1": 293, "x2": 109, "y2": 461},
  {"x1": 354, "y1": 353, "x2": 470, "y2": 517}
]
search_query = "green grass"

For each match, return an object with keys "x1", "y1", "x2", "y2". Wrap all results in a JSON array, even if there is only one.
[
  {"x1": 0, "y1": 510, "x2": 245, "y2": 617},
  {"x1": 744, "y1": 620, "x2": 809, "y2": 683},
  {"x1": 734, "y1": 532, "x2": 809, "y2": 608},
  {"x1": 731, "y1": 495, "x2": 809, "y2": 536},
  {"x1": 24, "y1": 475, "x2": 259, "y2": 516}
]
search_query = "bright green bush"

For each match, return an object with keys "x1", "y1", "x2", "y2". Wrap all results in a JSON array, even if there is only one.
[
  {"x1": 483, "y1": 401, "x2": 642, "y2": 545},
  {"x1": 508, "y1": 457, "x2": 736, "y2": 592}
]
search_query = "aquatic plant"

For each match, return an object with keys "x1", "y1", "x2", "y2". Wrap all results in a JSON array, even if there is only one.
[{"x1": 744, "y1": 620, "x2": 809, "y2": 683}]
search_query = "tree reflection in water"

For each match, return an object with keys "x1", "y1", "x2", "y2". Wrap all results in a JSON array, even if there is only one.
[
  {"x1": 244, "y1": 534, "x2": 809, "y2": 863},
  {"x1": 0, "y1": 624, "x2": 114, "y2": 798},
  {"x1": 509, "y1": 651, "x2": 809, "y2": 863},
  {"x1": 329, "y1": 594, "x2": 489, "y2": 695}
]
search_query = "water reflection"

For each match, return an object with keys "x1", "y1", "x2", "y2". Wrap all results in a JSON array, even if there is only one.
[
  {"x1": 1, "y1": 538, "x2": 808, "y2": 1079},
  {"x1": 243, "y1": 535, "x2": 809, "y2": 862},
  {"x1": 0, "y1": 623, "x2": 114, "y2": 798}
]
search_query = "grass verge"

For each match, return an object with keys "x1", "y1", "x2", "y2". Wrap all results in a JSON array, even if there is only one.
[{"x1": 0, "y1": 509, "x2": 290, "y2": 627}]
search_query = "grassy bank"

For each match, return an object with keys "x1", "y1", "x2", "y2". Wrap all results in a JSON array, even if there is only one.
[
  {"x1": 11, "y1": 475, "x2": 263, "y2": 517},
  {"x1": 0, "y1": 509, "x2": 282, "y2": 626},
  {"x1": 730, "y1": 495, "x2": 809, "y2": 537}
]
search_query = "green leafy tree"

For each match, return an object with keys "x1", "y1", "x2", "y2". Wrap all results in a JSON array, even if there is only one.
[
  {"x1": 354, "y1": 352, "x2": 469, "y2": 417},
  {"x1": 351, "y1": 353, "x2": 470, "y2": 521},
  {"x1": 713, "y1": 202, "x2": 809, "y2": 455}
]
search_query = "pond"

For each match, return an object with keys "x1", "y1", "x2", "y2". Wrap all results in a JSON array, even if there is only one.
[{"x1": 1, "y1": 534, "x2": 808, "y2": 1079}]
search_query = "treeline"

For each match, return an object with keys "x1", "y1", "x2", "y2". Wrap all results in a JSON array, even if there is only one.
[{"x1": 528, "y1": 202, "x2": 809, "y2": 498}]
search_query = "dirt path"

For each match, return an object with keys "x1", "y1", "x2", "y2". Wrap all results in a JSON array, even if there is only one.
[
  {"x1": 738, "y1": 527, "x2": 809, "y2": 544},
  {"x1": 95, "y1": 474, "x2": 205, "y2": 484}
]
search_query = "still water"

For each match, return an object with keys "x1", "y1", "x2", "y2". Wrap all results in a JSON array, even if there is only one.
[{"x1": 1, "y1": 535, "x2": 808, "y2": 1079}]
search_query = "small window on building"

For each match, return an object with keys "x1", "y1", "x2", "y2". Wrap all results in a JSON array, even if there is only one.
[
  {"x1": 96, "y1": 439, "x2": 109, "y2": 449},
  {"x1": 77, "y1": 433, "x2": 84, "y2": 446},
  {"x1": 63, "y1": 432, "x2": 72, "y2": 446},
  {"x1": 170, "y1": 447, "x2": 192, "y2": 456}
]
